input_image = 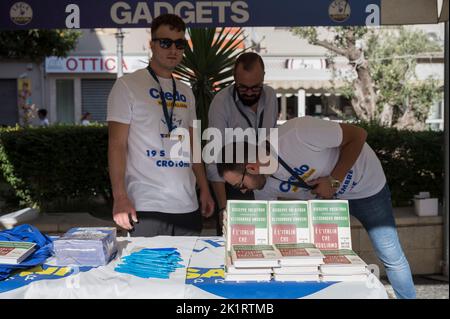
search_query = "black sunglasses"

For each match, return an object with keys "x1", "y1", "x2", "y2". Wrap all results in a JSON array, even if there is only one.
[{"x1": 152, "y1": 38, "x2": 187, "y2": 50}]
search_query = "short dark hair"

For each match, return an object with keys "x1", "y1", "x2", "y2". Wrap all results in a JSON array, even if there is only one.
[
  {"x1": 217, "y1": 141, "x2": 254, "y2": 177},
  {"x1": 38, "y1": 109, "x2": 47, "y2": 117},
  {"x1": 151, "y1": 14, "x2": 186, "y2": 37},
  {"x1": 234, "y1": 52, "x2": 265, "y2": 74}
]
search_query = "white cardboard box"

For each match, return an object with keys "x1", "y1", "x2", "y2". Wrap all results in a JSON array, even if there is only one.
[
  {"x1": 0, "y1": 208, "x2": 38, "y2": 229},
  {"x1": 413, "y1": 198, "x2": 438, "y2": 217}
]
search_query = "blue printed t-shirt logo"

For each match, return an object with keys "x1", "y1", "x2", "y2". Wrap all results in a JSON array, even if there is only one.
[
  {"x1": 337, "y1": 170, "x2": 355, "y2": 195},
  {"x1": 149, "y1": 88, "x2": 187, "y2": 105},
  {"x1": 148, "y1": 87, "x2": 189, "y2": 133},
  {"x1": 278, "y1": 164, "x2": 316, "y2": 193}
]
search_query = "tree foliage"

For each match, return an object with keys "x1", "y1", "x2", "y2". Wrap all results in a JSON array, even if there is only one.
[
  {"x1": 292, "y1": 26, "x2": 443, "y2": 129},
  {"x1": 174, "y1": 28, "x2": 245, "y2": 131},
  {"x1": 366, "y1": 27, "x2": 442, "y2": 127},
  {"x1": 0, "y1": 29, "x2": 81, "y2": 62}
]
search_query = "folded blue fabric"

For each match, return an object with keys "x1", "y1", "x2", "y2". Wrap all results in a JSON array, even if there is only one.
[{"x1": 0, "y1": 224, "x2": 54, "y2": 281}]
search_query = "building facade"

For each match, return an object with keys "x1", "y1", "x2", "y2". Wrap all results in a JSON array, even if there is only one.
[{"x1": 0, "y1": 25, "x2": 445, "y2": 129}]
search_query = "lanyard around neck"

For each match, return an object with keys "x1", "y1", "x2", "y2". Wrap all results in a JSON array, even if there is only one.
[
  {"x1": 147, "y1": 65, "x2": 177, "y2": 133},
  {"x1": 272, "y1": 156, "x2": 314, "y2": 190},
  {"x1": 264, "y1": 141, "x2": 314, "y2": 190},
  {"x1": 233, "y1": 87, "x2": 265, "y2": 133}
]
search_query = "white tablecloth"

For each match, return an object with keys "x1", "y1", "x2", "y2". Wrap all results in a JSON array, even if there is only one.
[{"x1": 0, "y1": 236, "x2": 387, "y2": 299}]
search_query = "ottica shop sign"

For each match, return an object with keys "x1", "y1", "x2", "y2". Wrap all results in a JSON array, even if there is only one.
[{"x1": 45, "y1": 56, "x2": 148, "y2": 73}]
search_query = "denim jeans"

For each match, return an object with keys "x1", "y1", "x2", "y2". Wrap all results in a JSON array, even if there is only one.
[{"x1": 349, "y1": 183, "x2": 416, "y2": 299}]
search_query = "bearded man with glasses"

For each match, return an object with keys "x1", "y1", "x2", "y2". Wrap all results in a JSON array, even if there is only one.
[
  {"x1": 107, "y1": 13, "x2": 214, "y2": 237},
  {"x1": 206, "y1": 52, "x2": 279, "y2": 235}
]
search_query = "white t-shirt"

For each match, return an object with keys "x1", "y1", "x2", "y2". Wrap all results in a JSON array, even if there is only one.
[
  {"x1": 255, "y1": 116, "x2": 386, "y2": 201},
  {"x1": 39, "y1": 118, "x2": 49, "y2": 127},
  {"x1": 107, "y1": 68, "x2": 198, "y2": 213}
]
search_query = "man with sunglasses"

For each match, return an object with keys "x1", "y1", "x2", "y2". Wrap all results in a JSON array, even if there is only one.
[
  {"x1": 206, "y1": 52, "x2": 279, "y2": 235},
  {"x1": 107, "y1": 14, "x2": 214, "y2": 237},
  {"x1": 215, "y1": 116, "x2": 416, "y2": 299}
]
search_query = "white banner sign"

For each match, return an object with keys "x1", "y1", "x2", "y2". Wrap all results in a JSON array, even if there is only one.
[{"x1": 45, "y1": 56, "x2": 149, "y2": 73}]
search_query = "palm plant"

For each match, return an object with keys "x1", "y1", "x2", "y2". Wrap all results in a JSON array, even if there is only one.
[{"x1": 175, "y1": 28, "x2": 246, "y2": 132}]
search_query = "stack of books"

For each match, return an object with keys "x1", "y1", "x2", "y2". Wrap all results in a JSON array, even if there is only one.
[
  {"x1": 224, "y1": 199, "x2": 370, "y2": 283},
  {"x1": 268, "y1": 201, "x2": 323, "y2": 281},
  {"x1": 224, "y1": 251, "x2": 273, "y2": 281},
  {"x1": 308, "y1": 200, "x2": 369, "y2": 282},
  {"x1": 226, "y1": 244, "x2": 280, "y2": 281},
  {"x1": 225, "y1": 200, "x2": 274, "y2": 281},
  {"x1": 0, "y1": 241, "x2": 36, "y2": 265},
  {"x1": 53, "y1": 227, "x2": 118, "y2": 266},
  {"x1": 308, "y1": 200, "x2": 352, "y2": 251},
  {"x1": 320, "y1": 250, "x2": 369, "y2": 282},
  {"x1": 274, "y1": 243, "x2": 323, "y2": 282}
]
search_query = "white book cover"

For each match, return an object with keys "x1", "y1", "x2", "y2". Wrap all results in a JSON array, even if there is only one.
[
  {"x1": 273, "y1": 274, "x2": 320, "y2": 282},
  {"x1": 308, "y1": 200, "x2": 352, "y2": 250},
  {"x1": 320, "y1": 250, "x2": 368, "y2": 275},
  {"x1": 268, "y1": 201, "x2": 310, "y2": 244},
  {"x1": 224, "y1": 273, "x2": 272, "y2": 282},
  {"x1": 231, "y1": 244, "x2": 281, "y2": 268},
  {"x1": 224, "y1": 252, "x2": 272, "y2": 275},
  {"x1": 275, "y1": 243, "x2": 325, "y2": 267},
  {"x1": 226, "y1": 200, "x2": 269, "y2": 252},
  {"x1": 321, "y1": 274, "x2": 369, "y2": 282},
  {"x1": 273, "y1": 266, "x2": 320, "y2": 275},
  {"x1": 0, "y1": 241, "x2": 36, "y2": 265}
]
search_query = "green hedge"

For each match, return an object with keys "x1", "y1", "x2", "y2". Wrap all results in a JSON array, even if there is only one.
[
  {"x1": 0, "y1": 124, "x2": 444, "y2": 210},
  {"x1": 361, "y1": 123, "x2": 444, "y2": 206},
  {"x1": 0, "y1": 125, "x2": 110, "y2": 210}
]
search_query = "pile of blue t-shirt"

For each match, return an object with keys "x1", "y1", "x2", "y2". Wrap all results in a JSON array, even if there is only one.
[
  {"x1": 0, "y1": 224, "x2": 53, "y2": 281},
  {"x1": 115, "y1": 248, "x2": 184, "y2": 279}
]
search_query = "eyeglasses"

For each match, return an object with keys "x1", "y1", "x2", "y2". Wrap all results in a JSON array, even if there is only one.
[
  {"x1": 233, "y1": 169, "x2": 248, "y2": 191},
  {"x1": 152, "y1": 38, "x2": 187, "y2": 50},
  {"x1": 235, "y1": 84, "x2": 263, "y2": 94}
]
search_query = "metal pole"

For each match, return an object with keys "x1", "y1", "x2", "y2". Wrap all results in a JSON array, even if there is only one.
[
  {"x1": 116, "y1": 28, "x2": 124, "y2": 78},
  {"x1": 297, "y1": 89, "x2": 306, "y2": 117},
  {"x1": 443, "y1": 20, "x2": 449, "y2": 278}
]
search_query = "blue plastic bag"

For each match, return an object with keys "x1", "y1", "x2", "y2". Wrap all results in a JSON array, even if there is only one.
[{"x1": 0, "y1": 224, "x2": 53, "y2": 281}]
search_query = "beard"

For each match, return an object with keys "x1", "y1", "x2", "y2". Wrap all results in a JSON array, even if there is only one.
[{"x1": 237, "y1": 91, "x2": 262, "y2": 107}]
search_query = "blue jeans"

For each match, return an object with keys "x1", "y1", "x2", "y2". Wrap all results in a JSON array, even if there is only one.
[{"x1": 349, "y1": 184, "x2": 416, "y2": 299}]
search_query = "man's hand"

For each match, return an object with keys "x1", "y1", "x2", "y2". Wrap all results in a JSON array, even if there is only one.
[
  {"x1": 307, "y1": 176, "x2": 337, "y2": 199},
  {"x1": 200, "y1": 189, "x2": 215, "y2": 218},
  {"x1": 112, "y1": 196, "x2": 138, "y2": 230}
]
